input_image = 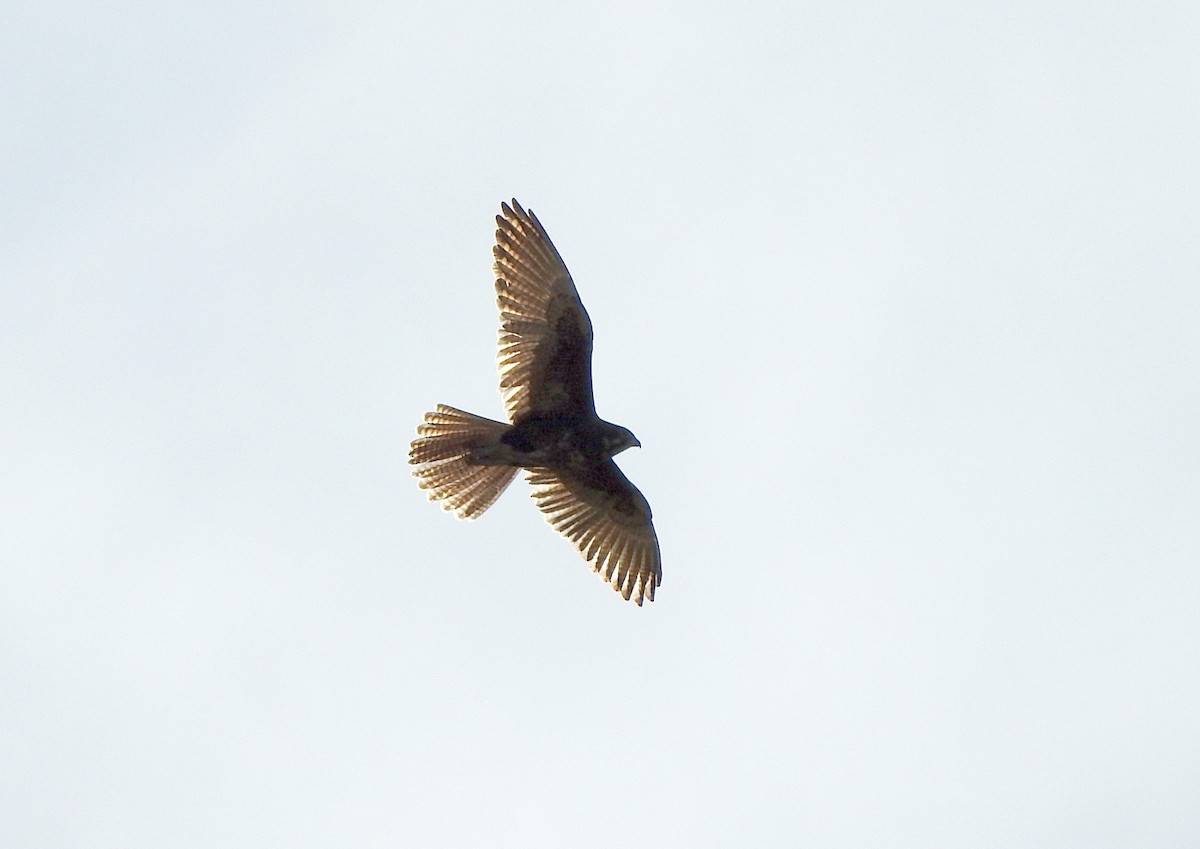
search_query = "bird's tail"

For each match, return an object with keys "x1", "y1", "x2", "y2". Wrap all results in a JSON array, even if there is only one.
[{"x1": 409, "y1": 404, "x2": 519, "y2": 519}]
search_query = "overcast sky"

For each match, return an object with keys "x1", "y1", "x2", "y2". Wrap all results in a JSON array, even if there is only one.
[{"x1": 3, "y1": 2, "x2": 1198, "y2": 847}]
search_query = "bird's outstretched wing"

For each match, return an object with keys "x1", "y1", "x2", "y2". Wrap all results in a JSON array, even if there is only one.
[
  {"x1": 493, "y1": 200, "x2": 596, "y2": 421},
  {"x1": 526, "y1": 461, "x2": 661, "y2": 605}
]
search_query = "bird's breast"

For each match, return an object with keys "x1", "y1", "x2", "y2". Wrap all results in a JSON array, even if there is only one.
[{"x1": 502, "y1": 414, "x2": 607, "y2": 469}]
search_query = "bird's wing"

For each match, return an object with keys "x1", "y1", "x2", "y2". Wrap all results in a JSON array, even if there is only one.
[
  {"x1": 493, "y1": 200, "x2": 596, "y2": 421},
  {"x1": 526, "y1": 460, "x2": 661, "y2": 605}
]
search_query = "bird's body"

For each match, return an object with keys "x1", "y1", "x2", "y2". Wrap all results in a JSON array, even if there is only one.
[
  {"x1": 409, "y1": 200, "x2": 660, "y2": 604},
  {"x1": 472, "y1": 413, "x2": 637, "y2": 471}
]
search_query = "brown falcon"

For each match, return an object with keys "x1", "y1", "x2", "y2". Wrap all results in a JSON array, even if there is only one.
[{"x1": 409, "y1": 200, "x2": 660, "y2": 605}]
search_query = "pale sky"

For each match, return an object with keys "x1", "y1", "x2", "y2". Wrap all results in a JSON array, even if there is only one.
[{"x1": 3, "y1": 2, "x2": 1199, "y2": 847}]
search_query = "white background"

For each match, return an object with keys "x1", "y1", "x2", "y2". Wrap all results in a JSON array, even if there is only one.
[{"x1": 3, "y1": 2, "x2": 1198, "y2": 846}]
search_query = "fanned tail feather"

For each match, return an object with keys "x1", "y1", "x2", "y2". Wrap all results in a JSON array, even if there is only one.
[{"x1": 409, "y1": 405, "x2": 518, "y2": 519}]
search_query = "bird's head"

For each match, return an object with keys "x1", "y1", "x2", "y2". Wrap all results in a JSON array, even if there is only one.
[{"x1": 600, "y1": 422, "x2": 641, "y2": 457}]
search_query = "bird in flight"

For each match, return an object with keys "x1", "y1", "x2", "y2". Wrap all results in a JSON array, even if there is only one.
[{"x1": 409, "y1": 200, "x2": 660, "y2": 605}]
